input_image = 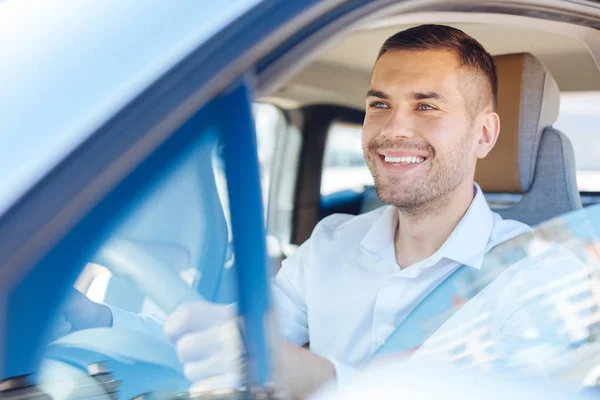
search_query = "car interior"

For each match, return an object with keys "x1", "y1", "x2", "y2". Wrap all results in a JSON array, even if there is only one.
[
  {"x1": 257, "y1": 11, "x2": 600, "y2": 249},
  {"x1": 35, "y1": 6, "x2": 600, "y2": 399},
  {"x1": 71, "y1": 7, "x2": 600, "y2": 347}
]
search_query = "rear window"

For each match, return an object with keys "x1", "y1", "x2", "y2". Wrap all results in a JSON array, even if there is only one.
[
  {"x1": 555, "y1": 91, "x2": 600, "y2": 192},
  {"x1": 321, "y1": 123, "x2": 373, "y2": 196}
]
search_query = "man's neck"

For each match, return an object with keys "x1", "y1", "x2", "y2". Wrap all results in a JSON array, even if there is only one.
[{"x1": 394, "y1": 181, "x2": 476, "y2": 269}]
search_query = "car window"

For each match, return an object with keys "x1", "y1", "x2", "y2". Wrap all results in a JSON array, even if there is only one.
[
  {"x1": 260, "y1": 104, "x2": 303, "y2": 259},
  {"x1": 555, "y1": 91, "x2": 600, "y2": 192},
  {"x1": 39, "y1": 129, "x2": 242, "y2": 398},
  {"x1": 320, "y1": 123, "x2": 373, "y2": 196},
  {"x1": 253, "y1": 103, "x2": 282, "y2": 212},
  {"x1": 253, "y1": 102, "x2": 304, "y2": 260},
  {"x1": 371, "y1": 205, "x2": 600, "y2": 390}
]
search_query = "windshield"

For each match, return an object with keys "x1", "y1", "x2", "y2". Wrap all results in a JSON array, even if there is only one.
[
  {"x1": 371, "y1": 205, "x2": 600, "y2": 388},
  {"x1": 0, "y1": 0, "x2": 261, "y2": 217}
]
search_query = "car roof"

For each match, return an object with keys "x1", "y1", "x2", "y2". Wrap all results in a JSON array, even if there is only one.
[{"x1": 262, "y1": 11, "x2": 600, "y2": 110}]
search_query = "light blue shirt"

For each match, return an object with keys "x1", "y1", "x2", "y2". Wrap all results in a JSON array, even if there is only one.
[
  {"x1": 109, "y1": 183, "x2": 590, "y2": 384},
  {"x1": 272, "y1": 183, "x2": 531, "y2": 380}
]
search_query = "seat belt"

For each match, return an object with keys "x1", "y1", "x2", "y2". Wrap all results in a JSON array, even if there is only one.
[{"x1": 371, "y1": 243, "x2": 529, "y2": 359}]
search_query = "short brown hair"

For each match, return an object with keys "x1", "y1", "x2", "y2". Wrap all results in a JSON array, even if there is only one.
[{"x1": 377, "y1": 24, "x2": 498, "y2": 115}]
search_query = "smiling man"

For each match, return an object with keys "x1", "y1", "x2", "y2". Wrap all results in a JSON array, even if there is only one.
[
  {"x1": 61, "y1": 24, "x2": 535, "y2": 398},
  {"x1": 164, "y1": 25, "x2": 532, "y2": 397},
  {"x1": 360, "y1": 34, "x2": 507, "y2": 269}
]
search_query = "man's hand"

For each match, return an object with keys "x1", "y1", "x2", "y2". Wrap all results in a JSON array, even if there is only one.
[
  {"x1": 51, "y1": 288, "x2": 113, "y2": 340},
  {"x1": 164, "y1": 301, "x2": 243, "y2": 393},
  {"x1": 165, "y1": 301, "x2": 337, "y2": 399}
]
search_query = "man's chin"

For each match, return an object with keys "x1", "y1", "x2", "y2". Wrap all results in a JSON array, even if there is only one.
[
  {"x1": 374, "y1": 177, "x2": 419, "y2": 195},
  {"x1": 375, "y1": 185, "x2": 422, "y2": 207}
]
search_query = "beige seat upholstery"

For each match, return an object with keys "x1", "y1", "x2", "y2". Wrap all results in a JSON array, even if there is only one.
[{"x1": 476, "y1": 53, "x2": 582, "y2": 226}]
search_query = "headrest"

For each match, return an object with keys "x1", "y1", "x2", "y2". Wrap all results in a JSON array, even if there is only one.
[{"x1": 475, "y1": 53, "x2": 560, "y2": 193}]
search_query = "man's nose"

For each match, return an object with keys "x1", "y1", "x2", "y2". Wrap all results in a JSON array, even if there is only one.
[{"x1": 380, "y1": 108, "x2": 415, "y2": 140}]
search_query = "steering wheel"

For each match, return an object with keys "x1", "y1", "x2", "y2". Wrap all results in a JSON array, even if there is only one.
[
  {"x1": 41, "y1": 237, "x2": 204, "y2": 398},
  {"x1": 92, "y1": 236, "x2": 202, "y2": 313}
]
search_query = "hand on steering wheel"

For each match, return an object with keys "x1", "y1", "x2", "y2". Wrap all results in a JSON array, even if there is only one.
[
  {"x1": 51, "y1": 287, "x2": 113, "y2": 341},
  {"x1": 165, "y1": 301, "x2": 244, "y2": 392}
]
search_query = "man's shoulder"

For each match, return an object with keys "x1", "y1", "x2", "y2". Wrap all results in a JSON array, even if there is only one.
[
  {"x1": 313, "y1": 205, "x2": 390, "y2": 242},
  {"x1": 278, "y1": 206, "x2": 390, "y2": 275},
  {"x1": 488, "y1": 211, "x2": 531, "y2": 248}
]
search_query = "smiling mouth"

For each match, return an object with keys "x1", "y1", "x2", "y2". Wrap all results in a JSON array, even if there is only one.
[{"x1": 379, "y1": 155, "x2": 427, "y2": 166}]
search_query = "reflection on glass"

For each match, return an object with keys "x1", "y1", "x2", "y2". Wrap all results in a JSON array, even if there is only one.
[
  {"x1": 374, "y1": 205, "x2": 600, "y2": 389},
  {"x1": 38, "y1": 132, "x2": 243, "y2": 399}
]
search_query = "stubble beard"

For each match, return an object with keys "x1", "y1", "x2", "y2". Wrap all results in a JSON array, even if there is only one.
[{"x1": 366, "y1": 130, "x2": 475, "y2": 218}]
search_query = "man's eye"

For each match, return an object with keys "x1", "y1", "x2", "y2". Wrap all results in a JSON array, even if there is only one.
[
  {"x1": 370, "y1": 101, "x2": 389, "y2": 109},
  {"x1": 417, "y1": 103, "x2": 435, "y2": 111}
]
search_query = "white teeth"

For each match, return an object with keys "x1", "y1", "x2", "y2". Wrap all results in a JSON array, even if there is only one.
[{"x1": 384, "y1": 155, "x2": 425, "y2": 164}]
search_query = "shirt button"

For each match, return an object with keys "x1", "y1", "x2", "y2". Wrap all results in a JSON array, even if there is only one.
[{"x1": 376, "y1": 336, "x2": 386, "y2": 346}]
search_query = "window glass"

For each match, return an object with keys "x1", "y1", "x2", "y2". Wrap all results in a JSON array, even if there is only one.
[
  {"x1": 320, "y1": 123, "x2": 373, "y2": 196},
  {"x1": 372, "y1": 205, "x2": 600, "y2": 391},
  {"x1": 555, "y1": 91, "x2": 600, "y2": 192},
  {"x1": 264, "y1": 107, "x2": 302, "y2": 256},
  {"x1": 253, "y1": 103, "x2": 282, "y2": 211},
  {"x1": 39, "y1": 131, "x2": 242, "y2": 398},
  {"x1": 0, "y1": 0, "x2": 263, "y2": 217}
]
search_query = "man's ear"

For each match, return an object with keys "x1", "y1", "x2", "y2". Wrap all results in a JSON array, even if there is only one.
[{"x1": 475, "y1": 111, "x2": 500, "y2": 159}]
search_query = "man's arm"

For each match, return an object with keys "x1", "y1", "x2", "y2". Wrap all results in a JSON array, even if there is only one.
[
  {"x1": 106, "y1": 303, "x2": 167, "y2": 340},
  {"x1": 272, "y1": 272, "x2": 359, "y2": 395},
  {"x1": 276, "y1": 340, "x2": 335, "y2": 399},
  {"x1": 165, "y1": 235, "x2": 352, "y2": 398},
  {"x1": 58, "y1": 287, "x2": 167, "y2": 341},
  {"x1": 165, "y1": 301, "x2": 337, "y2": 399}
]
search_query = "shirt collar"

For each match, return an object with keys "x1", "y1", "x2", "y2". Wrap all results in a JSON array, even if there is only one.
[{"x1": 360, "y1": 183, "x2": 495, "y2": 270}]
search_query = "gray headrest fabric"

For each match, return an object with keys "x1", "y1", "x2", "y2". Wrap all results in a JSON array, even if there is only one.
[{"x1": 518, "y1": 53, "x2": 560, "y2": 192}]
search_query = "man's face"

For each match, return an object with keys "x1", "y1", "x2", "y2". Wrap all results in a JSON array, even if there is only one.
[{"x1": 363, "y1": 49, "x2": 482, "y2": 211}]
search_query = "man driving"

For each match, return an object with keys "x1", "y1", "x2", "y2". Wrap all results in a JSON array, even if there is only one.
[{"x1": 59, "y1": 24, "x2": 589, "y2": 398}]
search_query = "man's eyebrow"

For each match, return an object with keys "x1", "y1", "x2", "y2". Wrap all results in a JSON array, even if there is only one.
[
  {"x1": 366, "y1": 90, "x2": 449, "y2": 103},
  {"x1": 366, "y1": 89, "x2": 389, "y2": 100},
  {"x1": 409, "y1": 91, "x2": 448, "y2": 102}
]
